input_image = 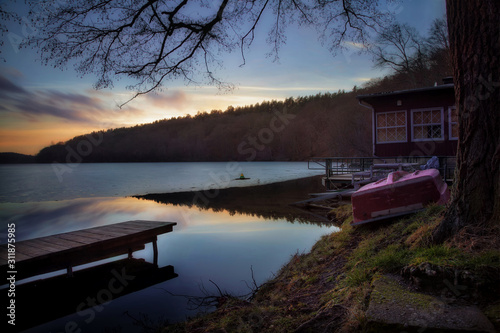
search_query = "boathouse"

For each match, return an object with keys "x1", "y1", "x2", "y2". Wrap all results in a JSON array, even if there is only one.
[
  {"x1": 309, "y1": 79, "x2": 457, "y2": 189},
  {"x1": 356, "y1": 78, "x2": 457, "y2": 157}
]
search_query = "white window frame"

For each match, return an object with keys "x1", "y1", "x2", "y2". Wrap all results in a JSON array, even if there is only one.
[
  {"x1": 411, "y1": 107, "x2": 444, "y2": 142},
  {"x1": 448, "y1": 106, "x2": 458, "y2": 140},
  {"x1": 375, "y1": 110, "x2": 407, "y2": 144}
]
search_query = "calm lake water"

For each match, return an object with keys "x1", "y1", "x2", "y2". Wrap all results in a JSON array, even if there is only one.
[{"x1": 0, "y1": 162, "x2": 337, "y2": 333}]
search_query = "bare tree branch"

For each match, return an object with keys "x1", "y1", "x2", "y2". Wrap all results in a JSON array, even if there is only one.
[
  {"x1": 369, "y1": 23, "x2": 428, "y2": 76},
  {"x1": 239, "y1": 0, "x2": 270, "y2": 66},
  {"x1": 13, "y1": 0, "x2": 391, "y2": 104}
]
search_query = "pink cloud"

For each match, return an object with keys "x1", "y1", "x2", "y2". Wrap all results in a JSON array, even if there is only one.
[{"x1": 143, "y1": 90, "x2": 188, "y2": 110}]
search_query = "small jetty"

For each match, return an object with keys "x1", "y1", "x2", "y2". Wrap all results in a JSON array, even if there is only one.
[
  {"x1": 0, "y1": 220, "x2": 176, "y2": 280},
  {"x1": 308, "y1": 156, "x2": 456, "y2": 190}
]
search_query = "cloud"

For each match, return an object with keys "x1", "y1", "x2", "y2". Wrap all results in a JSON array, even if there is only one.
[
  {"x1": 141, "y1": 90, "x2": 188, "y2": 110},
  {"x1": 1, "y1": 67, "x2": 24, "y2": 79},
  {"x1": 45, "y1": 90, "x2": 104, "y2": 109},
  {"x1": 355, "y1": 77, "x2": 373, "y2": 82},
  {"x1": 0, "y1": 74, "x2": 144, "y2": 124},
  {"x1": 342, "y1": 41, "x2": 366, "y2": 49},
  {"x1": 0, "y1": 74, "x2": 27, "y2": 94}
]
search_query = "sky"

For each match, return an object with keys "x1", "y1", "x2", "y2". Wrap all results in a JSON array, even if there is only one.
[{"x1": 0, "y1": 0, "x2": 446, "y2": 155}]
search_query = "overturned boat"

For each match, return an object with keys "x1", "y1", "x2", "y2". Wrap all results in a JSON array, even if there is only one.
[{"x1": 351, "y1": 169, "x2": 450, "y2": 226}]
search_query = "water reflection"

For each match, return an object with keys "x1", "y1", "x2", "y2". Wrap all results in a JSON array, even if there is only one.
[
  {"x1": 0, "y1": 191, "x2": 338, "y2": 332},
  {"x1": 1, "y1": 197, "x2": 180, "y2": 241},
  {"x1": 14, "y1": 259, "x2": 178, "y2": 331},
  {"x1": 136, "y1": 176, "x2": 333, "y2": 225}
]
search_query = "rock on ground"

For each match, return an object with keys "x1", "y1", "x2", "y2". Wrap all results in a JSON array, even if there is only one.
[{"x1": 366, "y1": 275, "x2": 496, "y2": 333}]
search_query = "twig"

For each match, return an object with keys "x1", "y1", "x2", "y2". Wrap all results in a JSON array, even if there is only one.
[{"x1": 157, "y1": 266, "x2": 264, "y2": 310}]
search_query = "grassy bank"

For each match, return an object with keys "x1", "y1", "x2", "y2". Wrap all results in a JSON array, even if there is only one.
[{"x1": 164, "y1": 205, "x2": 500, "y2": 332}]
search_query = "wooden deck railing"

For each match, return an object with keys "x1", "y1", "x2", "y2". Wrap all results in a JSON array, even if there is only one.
[{"x1": 309, "y1": 156, "x2": 456, "y2": 190}]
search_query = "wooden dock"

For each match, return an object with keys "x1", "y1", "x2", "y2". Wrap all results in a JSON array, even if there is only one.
[{"x1": 0, "y1": 220, "x2": 176, "y2": 280}]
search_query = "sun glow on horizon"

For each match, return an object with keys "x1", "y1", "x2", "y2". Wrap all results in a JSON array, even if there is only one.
[{"x1": 0, "y1": 81, "x2": 357, "y2": 155}]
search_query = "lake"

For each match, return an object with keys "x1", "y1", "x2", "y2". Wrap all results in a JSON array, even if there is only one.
[{"x1": 0, "y1": 162, "x2": 338, "y2": 332}]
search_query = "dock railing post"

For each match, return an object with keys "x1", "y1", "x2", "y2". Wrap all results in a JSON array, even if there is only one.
[
  {"x1": 152, "y1": 237, "x2": 159, "y2": 267},
  {"x1": 128, "y1": 248, "x2": 133, "y2": 259},
  {"x1": 326, "y1": 158, "x2": 331, "y2": 190}
]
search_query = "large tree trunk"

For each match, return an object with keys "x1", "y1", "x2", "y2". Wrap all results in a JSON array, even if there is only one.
[{"x1": 434, "y1": 0, "x2": 500, "y2": 242}]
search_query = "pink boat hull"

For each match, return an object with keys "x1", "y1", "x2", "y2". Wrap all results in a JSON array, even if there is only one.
[{"x1": 351, "y1": 169, "x2": 450, "y2": 225}]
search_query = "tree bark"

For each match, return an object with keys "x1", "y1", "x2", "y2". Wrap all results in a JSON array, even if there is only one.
[{"x1": 434, "y1": 0, "x2": 500, "y2": 241}]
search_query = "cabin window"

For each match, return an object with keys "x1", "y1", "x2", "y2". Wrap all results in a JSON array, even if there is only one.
[
  {"x1": 411, "y1": 108, "x2": 444, "y2": 141},
  {"x1": 376, "y1": 111, "x2": 407, "y2": 143},
  {"x1": 449, "y1": 107, "x2": 458, "y2": 140}
]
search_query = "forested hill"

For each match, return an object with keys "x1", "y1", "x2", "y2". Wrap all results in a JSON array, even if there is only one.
[
  {"x1": 37, "y1": 91, "x2": 371, "y2": 163},
  {"x1": 0, "y1": 152, "x2": 36, "y2": 164},
  {"x1": 35, "y1": 69, "x2": 449, "y2": 163}
]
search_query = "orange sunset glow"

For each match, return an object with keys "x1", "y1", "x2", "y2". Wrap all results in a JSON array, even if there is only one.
[{"x1": 0, "y1": 1, "x2": 446, "y2": 156}]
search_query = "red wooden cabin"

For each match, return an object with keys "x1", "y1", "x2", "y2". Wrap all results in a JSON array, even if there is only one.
[{"x1": 356, "y1": 79, "x2": 457, "y2": 158}]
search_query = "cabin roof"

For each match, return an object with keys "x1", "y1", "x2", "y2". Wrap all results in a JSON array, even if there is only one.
[{"x1": 356, "y1": 83, "x2": 454, "y2": 103}]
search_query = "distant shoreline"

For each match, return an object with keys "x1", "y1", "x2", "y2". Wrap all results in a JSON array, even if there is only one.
[{"x1": 0, "y1": 152, "x2": 36, "y2": 164}]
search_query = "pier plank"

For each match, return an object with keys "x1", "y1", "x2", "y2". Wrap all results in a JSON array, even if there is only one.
[
  {"x1": 83, "y1": 229, "x2": 132, "y2": 238},
  {"x1": 55, "y1": 233, "x2": 103, "y2": 245},
  {"x1": 91, "y1": 224, "x2": 143, "y2": 234},
  {"x1": 73, "y1": 230, "x2": 118, "y2": 241},
  {"x1": 126, "y1": 220, "x2": 168, "y2": 229},
  {"x1": 38, "y1": 235, "x2": 88, "y2": 248},
  {"x1": 0, "y1": 220, "x2": 176, "y2": 280},
  {"x1": 15, "y1": 243, "x2": 53, "y2": 257},
  {"x1": 0, "y1": 245, "x2": 32, "y2": 261},
  {"x1": 24, "y1": 239, "x2": 70, "y2": 252},
  {"x1": 113, "y1": 224, "x2": 152, "y2": 233}
]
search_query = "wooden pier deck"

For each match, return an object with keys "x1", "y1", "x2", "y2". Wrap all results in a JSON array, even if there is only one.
[{"x1": 0, "y1": 220, "x2": 176, "y2": 280}]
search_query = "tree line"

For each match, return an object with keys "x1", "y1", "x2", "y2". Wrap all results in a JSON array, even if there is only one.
[
  {"x1": 36, "y1": 90, "x2": 371, "y2": 163},
  {"x1": 35, "y1": 58, "x2": 451, "y2": 163}
]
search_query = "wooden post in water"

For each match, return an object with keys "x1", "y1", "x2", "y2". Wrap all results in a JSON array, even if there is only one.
[
  {"x1": 152, "y1": 236, "x2": 158, "y2": 267},
  {"x1": 128, "y1": 247, "x2": 133, "y2": 259}
]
